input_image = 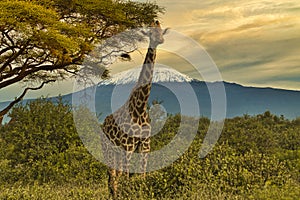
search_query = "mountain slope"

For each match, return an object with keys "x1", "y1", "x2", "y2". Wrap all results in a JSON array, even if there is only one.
[
  {"x1": 90, "y1": 81, "x2": 300, "y2": 121},
  {"x1": 1, "y1": 67, "x2": 299, "y2": 123},
  {"x1": 93, "y1": 67, "x2": 300, "y2": 120}
]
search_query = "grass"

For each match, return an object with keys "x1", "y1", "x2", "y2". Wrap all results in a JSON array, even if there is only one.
[
  {"x1": 0, "y1": 182, "x2": 108, "y2": 200},
  {"x1": 0, "y1": 183, "x2": 242, "y2": 200},
  {"x1": 3, "y1": 181, "x2": 299, "y2": 200}
]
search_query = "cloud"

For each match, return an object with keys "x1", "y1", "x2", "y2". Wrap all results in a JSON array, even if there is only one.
[{"x1": 158, "y1": 0, "x2": 300, "y2": 90}]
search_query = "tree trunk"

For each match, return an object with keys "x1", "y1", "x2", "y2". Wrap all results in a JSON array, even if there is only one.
[{"x1": 0, "y1": 115, "x2": 3, "y2": 125}]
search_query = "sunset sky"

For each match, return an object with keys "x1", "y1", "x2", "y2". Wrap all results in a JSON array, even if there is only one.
[
  {"x1": 159, "y1": 0, "x2": 300, "y2": 89},
  {"x1": 1, "y1": 0, "x2": 300, "y2": 102}
]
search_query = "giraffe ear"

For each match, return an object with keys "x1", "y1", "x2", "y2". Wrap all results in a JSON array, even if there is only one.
[
  {"x1": 150, "y1": 21, "x2": 156, "y2": 27},
  {"x1": 163, "y1": 28, "x2": 170, "y2": 35},
  {"x1": 155, "y1": 20, "x2": 161, "y2": 28}
]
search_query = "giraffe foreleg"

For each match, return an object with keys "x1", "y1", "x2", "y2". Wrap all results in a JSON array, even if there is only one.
[
  {"x1": 107, "y1": 148, "x2": 122, "y2": 199},
  {"x1": 139, "y1": 137, "x2": 150, "y2": 177},
  {"x1": 108, "y1": 168, "x2": 118, "y2": 199},
  {"x1": 123, "y1": 151, "x2": 133, "y2": 178}
]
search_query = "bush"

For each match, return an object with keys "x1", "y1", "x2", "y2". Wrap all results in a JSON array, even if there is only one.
[
  {"x1": 0, "y1": 99, "x2": 299, "y2": 199},
  {"x1": 0, "y1": 98, "x2": 106, "y2": 184}
]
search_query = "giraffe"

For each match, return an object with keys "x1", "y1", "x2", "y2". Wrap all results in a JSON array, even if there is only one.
[{"x1": 101, "y1": 21, "x2": 168, "y2": 198}]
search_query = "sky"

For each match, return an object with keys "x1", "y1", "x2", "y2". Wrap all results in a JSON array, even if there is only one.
[
  {"x1": 159, "y1": 0, "x2": 300, "y2": 90},
  {"x1": 1, "y1": 0, "x2": 300, "y2": 102}
]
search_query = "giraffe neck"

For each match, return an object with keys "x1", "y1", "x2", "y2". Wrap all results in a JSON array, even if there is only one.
[
  {"x1": 126, "y1": 47, "x2": 157, "y2": 117},
  {"x1": 137, "y1": 47, "x2": 156, "y2": 86}
]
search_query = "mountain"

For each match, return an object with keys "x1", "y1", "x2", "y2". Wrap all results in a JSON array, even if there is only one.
[
  {"x1": 1, "y1": 67, "x2": 300, "y2": 123},
  {"x1": 93, "y1": 67, "x2": 300, "y2": 120},
  {"x1": 99, "y1": 66, "x2": 193, "y2": 85}
]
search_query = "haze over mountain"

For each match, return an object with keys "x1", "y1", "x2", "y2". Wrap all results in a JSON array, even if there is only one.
[{"x1": 1, "y1": 67, "x2": 299, "y2": 123}]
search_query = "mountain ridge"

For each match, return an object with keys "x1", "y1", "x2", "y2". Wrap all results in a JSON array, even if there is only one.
[
  {"x1": 1, "y1": 67, "x2": 299, "y2": 123},
  {"x1": 98, "y1": 66, "x2": 193, "y2": 85}
]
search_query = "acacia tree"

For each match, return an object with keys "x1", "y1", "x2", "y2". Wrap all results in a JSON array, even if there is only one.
[{"x1": 0, "y1": 0, "x2": 163, "y2": 123}]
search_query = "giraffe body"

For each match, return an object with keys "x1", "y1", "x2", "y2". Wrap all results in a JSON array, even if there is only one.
[{"x1": 101, "y1": 21, "x2": 167, "y2": 198}]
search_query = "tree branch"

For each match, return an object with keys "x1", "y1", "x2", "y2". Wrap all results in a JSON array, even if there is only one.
[
  {"x1": 0, "y1": 46, "x2": 18, "y2": 56},
  {"x1": 64, "y1": 68, "x2": 77, "y2": 75},
  {"x1": 0, "y1": 56, "x2": 82, "y2": 89},
  {"x1": 0, "y1": 79, "x2": 56, "y2": 123},
  {"x1": 2, "y1": 30, "x2": 15, "y2": 46},
  {"x1": 0, "y1": 45, "x2": 27, "y2": 73},
  {"x1": 0, "y1": 66, "x2": 56, "y2": 89}
]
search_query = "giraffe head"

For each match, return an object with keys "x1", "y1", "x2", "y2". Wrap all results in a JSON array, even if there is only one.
[{"x1": 148, "y1": 20, "x2": 168, "y2": 48}]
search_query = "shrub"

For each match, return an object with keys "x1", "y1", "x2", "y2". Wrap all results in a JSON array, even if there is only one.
[{"x1": 0, "y1": 100, "x2": 299, "y2": 199}]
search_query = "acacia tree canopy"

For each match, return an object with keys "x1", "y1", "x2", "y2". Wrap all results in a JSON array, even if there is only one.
[{"x1": 0, "y1": 0, "x2": 164, "y2": 121}]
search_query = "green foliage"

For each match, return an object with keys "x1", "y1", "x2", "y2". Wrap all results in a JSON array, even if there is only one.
[
  {"x1": 0, "y1": 98, "x2": 106, "y2": 184},
  {"x1": 0, "y1": 0, "x2": 163, "y2": 77},
  {"x1": 0, "y1": 0, "x2": 164, "y2": 120},
  {"x1": 0, "y1": 182, "x2": 109, "y2": 200},
  {"x1": 0, "y1": 101, "x2": 300, "y2": 199}
]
